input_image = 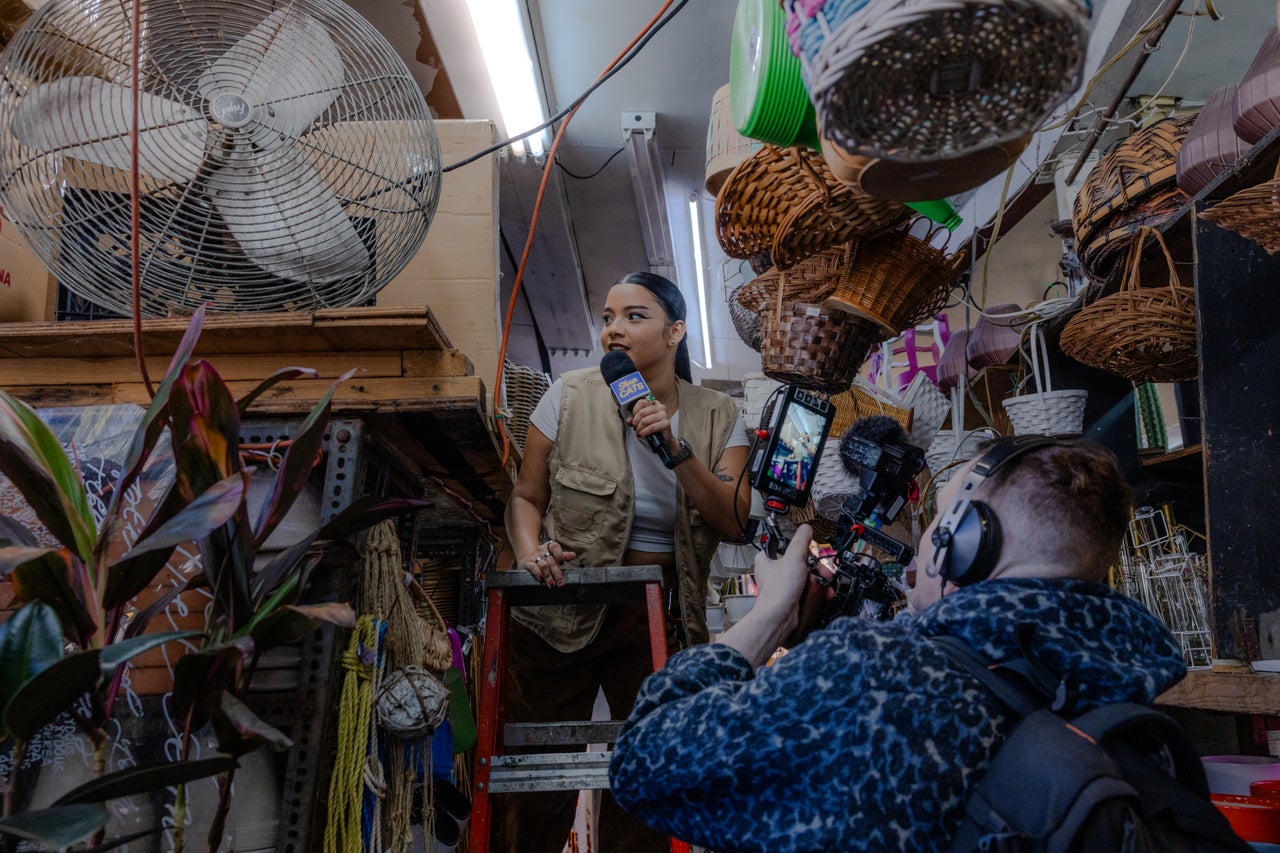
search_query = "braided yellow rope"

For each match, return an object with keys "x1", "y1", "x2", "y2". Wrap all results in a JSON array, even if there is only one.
[{"x1": 324, "y1": 615, "x2": 383, "y2": 853}]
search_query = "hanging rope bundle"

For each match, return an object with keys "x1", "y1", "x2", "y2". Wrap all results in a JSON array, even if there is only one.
[
  {"x1": 359, "y1": 520, "x2": 452, "y2": 851},
  {"x1": 324, "y1": 615, "x2": 386, "y2": 853}
]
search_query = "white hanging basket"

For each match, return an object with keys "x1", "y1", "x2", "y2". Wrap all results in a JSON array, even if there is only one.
[
  {"x1": 811, "y1": 440, "x2": 861, "y2": 522},
  {"x1": 901, "y1": 371, "x2": 949, "y2": 449},
  {"x1": 1004, "y1": 323, "x2": 1087, "y2": 437},
  {"x1": 925, "y1": 429, "x2": 993, "y2": 485},
  {"x1": 742, "y1": 373, "x2": 783, "y2": 434}
]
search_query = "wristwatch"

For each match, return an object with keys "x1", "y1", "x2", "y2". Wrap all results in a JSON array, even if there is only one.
[{"x1": 658, "y1": 437, "x2": 694, "y2": 470}]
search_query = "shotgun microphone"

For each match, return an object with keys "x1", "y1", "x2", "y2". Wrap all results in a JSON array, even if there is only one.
[{"x1": 600, "y1": 351, "x2": 665, "y2": 453}]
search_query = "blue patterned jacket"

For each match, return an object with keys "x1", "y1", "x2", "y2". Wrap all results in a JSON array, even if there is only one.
[{"x1": 609, "y1": 578, "x2": 1186, "y2": 852}]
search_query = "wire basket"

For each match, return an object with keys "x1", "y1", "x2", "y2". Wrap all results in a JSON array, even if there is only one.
[
  {"x1": 1200, "y1": 159, "x2": 1280, "y2": 254},
  {"x1": 800, "y1": 0, "x2": 1089, "y2": 161},
  {"x1": 1002, "y1": 323, "x2": 1087, "y2": 436},
  {"x1": 502, "y1": 358, "x2": 551, "y2": 455},
  {"x1": 715, "y1": 144, "x2": 908, "y2": 269},
  {"x1": 1073, "y1": 113, "x2": 1198, "y2": 251},
  {"x1": 760, "y1": 301, "x2": 885, "y2": 391},
  {"x1": 1061, "y1": 228, "x2": 1198, "y2": 384},
  {"x1": 823, "y1": 224, "x2": 957, "y2": 335}
]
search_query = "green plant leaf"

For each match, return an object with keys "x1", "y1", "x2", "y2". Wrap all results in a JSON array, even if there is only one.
[
  {"x1": 4, "y1": 649, "x2": 101, "y2": 741},
  {"x1": 0, "y1": 516, "x2": 37, "y2": 547},
  {"x1": 247, "y1": 602, "x2": 354, "y2": 651},
  {"x1": 104, "y1": 471, "x2": 247, "y2": 610},
  {"x1": 211, "y1": 693, "x2": 293, "y2": 756},
  {"x1": 54, "y1": 756, "x2": 238, "y2": 805},
  {"x1": 0, "y1": 803, "x2": 106, "y2": 847},
  {"x1": 0, "y1": 602, "x2": 63, "y2": 720},
  {"x1": 11, "y1": 549, "x2": 96, "y2": 647},
  {"x1": 0, "y1": 389, "x2": 96, "y2": 560},
  {"x1": 236, "y1": 367, "x2": 318, "y2": 416},
  {"x1": 105, "y1": 305, "x2": 207, "y2": 526},
  {"x1": 251, "y1": 369, "x2": 354, "y2": 548},
  {"x1": 100, "y1": 630, "x2": 202, "y2": 673}
]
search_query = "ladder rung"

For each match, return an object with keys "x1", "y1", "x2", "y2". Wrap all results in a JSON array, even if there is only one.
[
  {"x1": 504, "y1": 721, "x2": 625, "y2": 747},
  {"x1": 486, "y1": 751, "x2": 613, "y2": 792}
]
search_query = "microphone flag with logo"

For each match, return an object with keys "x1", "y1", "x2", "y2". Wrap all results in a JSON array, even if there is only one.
[{"x1": 600, "y1": 351, "x2": 665, "y2": 453}]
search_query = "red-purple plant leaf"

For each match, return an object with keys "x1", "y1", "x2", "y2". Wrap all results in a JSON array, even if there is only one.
[
  {"x1": 0, "y1": 516, "x2": 37, "y2": 547},
  {"x1": 248, "y1": 602, "x2": 354, "y2": 652},
  {"x1": 121, "y1": 575, "x2": 205, "y2": 640},
  {"x1": 105, "y1": 305, "x2": 207, "y2": 524},
  {"x1": 251, "y1": 369, "x2": 355, "y2": 548},
  {"x1": 237, "y1": 367, "x2": 319, "y2": 416},
  {"x1": 0, "y1": 390, "x2": 96, "y2": 560},
  {"x1": 172, "y1": 637, "x2": 254, "y2": 732},
  {"x1": 11, "y1": 549, "x2": 96, "y2": 646},
  {"x1": 210, "y1": 692, "x2": 293, "y2": 756},
  {"x1": 249, "y1": 497, "x2": 426, "y2": 603}
]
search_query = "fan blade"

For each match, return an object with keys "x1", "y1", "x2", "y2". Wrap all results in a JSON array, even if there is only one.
[
  {"x1": 198, "y1": 8, "x2": 344, "y2": 147},
  {"x1": 11, "y1": 77, "x2": 207, "y2": 184},
  {"x1": 206, "y1": 145, "x2": 370, "y2": 283}
]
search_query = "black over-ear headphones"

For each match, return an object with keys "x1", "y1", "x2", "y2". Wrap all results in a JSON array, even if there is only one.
[{"x1": 930, "y1": 436, "x2": 1057, "y2": 587}]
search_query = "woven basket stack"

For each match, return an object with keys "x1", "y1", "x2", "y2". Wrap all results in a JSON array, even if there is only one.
[{"x1": 1072, "y1": 113, "x2": 1197, "y2": 288}]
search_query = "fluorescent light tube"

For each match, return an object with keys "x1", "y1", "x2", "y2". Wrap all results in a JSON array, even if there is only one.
[
  {"x1": 463, "y1": 0, "x2": 547, "y2": 157},
  {"x1": 689, "y1": 194, "x2": 712, "y2": 369}
]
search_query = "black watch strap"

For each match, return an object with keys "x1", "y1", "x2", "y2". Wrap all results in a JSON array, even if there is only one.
[{"x1": 659, "y1": 437, "x2": 694, "y2": 470}]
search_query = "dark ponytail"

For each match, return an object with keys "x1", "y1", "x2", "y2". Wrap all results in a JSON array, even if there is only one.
[{"x1": 618, "y1": 271, "x2": 693, "y2": 382}]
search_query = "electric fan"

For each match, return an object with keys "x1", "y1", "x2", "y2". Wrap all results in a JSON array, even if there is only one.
[{"x1": 0, "y1": 0, "x2": 442, "y2": 317}]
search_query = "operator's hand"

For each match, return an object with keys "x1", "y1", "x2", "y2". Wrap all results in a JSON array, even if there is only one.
[
  {"x1": 628, "y1": 397, "x2": 675, "y2": 449},
  {"x1": 751, "y1": 524, "x2": 814, "y2": 627},
  {"x1": 720, "y1": 525, "x2": 814, "y2": 667},
  {"x1": 518, "y1": 539, "x2": 576, "y2": 588}
]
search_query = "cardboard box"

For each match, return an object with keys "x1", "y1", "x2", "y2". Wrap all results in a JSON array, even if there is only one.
[
  {"x1": 377, "y1": 120, "x2": 499, "y2": 402},
  {"x1": 0, "y1": 215, "x2": 55, "y2": 323}
]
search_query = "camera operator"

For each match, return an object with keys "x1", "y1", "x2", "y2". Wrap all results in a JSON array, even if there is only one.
[{"x1": 608, "y1": 437, "x2": 1187, "y2": 852}]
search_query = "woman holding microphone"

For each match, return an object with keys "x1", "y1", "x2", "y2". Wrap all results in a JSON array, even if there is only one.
[{"x1": 497, "y1": 271, "x2": 751, "y2": 852}]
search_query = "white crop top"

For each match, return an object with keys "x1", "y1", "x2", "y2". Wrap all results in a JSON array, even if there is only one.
[{"x1": 529, "y1": 379, "x2": 749, "y2": 552}]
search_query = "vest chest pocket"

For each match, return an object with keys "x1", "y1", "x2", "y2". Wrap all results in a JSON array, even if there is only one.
[{"x1": 549, "y1": 465, "x2": 618, "y2": 546}]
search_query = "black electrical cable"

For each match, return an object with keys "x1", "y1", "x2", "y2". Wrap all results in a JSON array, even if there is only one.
[
  {"x1": 555, "y1": 146, "x2": 625, "y2": 180},
  {"x1": 441, "y1": 0, "x2": 692, "y2": 174}
]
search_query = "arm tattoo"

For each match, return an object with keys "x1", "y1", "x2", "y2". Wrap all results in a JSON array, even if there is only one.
[{"x1": 715, "y1": 465, "x2": 734, "y2": 483}]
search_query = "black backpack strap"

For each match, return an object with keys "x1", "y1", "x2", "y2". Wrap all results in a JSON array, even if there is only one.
[
  {"x1": 930, "y1": 634, "x2": 1048, "y2": 718},
  {"x1": 1071, "y1": 703, "x2": 1211, "y2": 798}
]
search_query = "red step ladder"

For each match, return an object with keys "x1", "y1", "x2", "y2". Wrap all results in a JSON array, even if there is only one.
[{"x1": 470, "y1": 564, "x2": 691, "y2": 853}]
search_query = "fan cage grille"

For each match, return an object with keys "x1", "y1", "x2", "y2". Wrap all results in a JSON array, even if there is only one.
[{"x1": 0, "y1": 0, "x2": 443, "y2": 317}]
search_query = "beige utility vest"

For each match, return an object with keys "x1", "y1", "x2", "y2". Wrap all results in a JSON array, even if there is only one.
[{"x1": 511, "y1": 367, "x2": 739, "y2": 653}]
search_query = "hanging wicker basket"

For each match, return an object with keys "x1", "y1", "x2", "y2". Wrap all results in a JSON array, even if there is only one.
[
  {"x1": 822, "y1": 224, "x2": 957, "y2": 335},
  {"x1": 1073, "y1": 113, "x2": 1198, "y2": 251},
  {"x1": 798, "y1": 0, "x2": 1088, "y2": 161},
  {"x1": 715, "y1": 144, "x2": 908, "y2": 269},
  {"x1": 727, "y1": 284, "x2": 764, "y2": 351},
  {"x1": 760, "y1": 300, "x2": 885, "y2": 392},
  {"x1": 1077, "y1": 184, "x2": 1189, "y2": 288},
  {"x1": 1199, "y1": 159, "x2": 1280, "y2": 254},
  {"x1": 1060, "y1": 227, "x2": 1197, "y2": 384},
  {"x1": 1002, "y1": 323, "x2": 1087, "y2": 436}
]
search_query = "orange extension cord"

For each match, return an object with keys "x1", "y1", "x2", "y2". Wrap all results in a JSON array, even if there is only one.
[{"x1": 487, "y1": 0, "x2": 678, "y2": 474}]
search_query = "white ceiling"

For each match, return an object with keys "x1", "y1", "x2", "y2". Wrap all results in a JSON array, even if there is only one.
[{"x1": 408, "y1": 0, "x2": 1279, "y2": 384}]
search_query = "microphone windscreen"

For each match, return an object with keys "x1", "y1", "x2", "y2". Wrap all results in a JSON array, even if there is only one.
[
  {"x1": 600, "y1": 350, "x2": 635, "y2": 384},
  {"x1": 839, "y1": 415, "x2": 909, "y2": 474}
]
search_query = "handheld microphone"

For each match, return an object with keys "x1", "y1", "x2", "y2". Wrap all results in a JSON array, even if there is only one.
[{"x1": 600, "y1": 351, "x2": 664, "y2": 453}]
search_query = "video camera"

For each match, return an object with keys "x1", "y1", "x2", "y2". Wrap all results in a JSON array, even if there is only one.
[{"x1": 745, "y1": 387, "x2": 925, "y2": 627}]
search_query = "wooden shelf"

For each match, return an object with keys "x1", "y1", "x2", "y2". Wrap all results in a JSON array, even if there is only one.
[
  {"x1": 1141, "y1": 444, "x2": 1203, "y2": 470},
  {"x1": 1157, "y1": 669, "x2": 1280, "y2": 715}
]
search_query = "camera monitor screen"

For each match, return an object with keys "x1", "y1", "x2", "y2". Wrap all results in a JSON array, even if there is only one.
[{"x1": 750, "y1": 386, "x2": 833, "y2": 507}]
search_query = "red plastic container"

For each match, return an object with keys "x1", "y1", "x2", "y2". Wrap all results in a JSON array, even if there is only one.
[
  {"x1": 1178, "y1": 84, "x2": 1251, "y2": 195},
  {"x1": 1234, "y1": 28, "x2": 1280, "y2": 144},
  {"x1": 1211, "y1": 794, "x2": 1280, "y2": 843}
]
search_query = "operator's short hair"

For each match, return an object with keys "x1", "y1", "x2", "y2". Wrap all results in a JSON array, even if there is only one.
[{"x1": 976, "y1": 438, "x2": 1133, "y2": 582}]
